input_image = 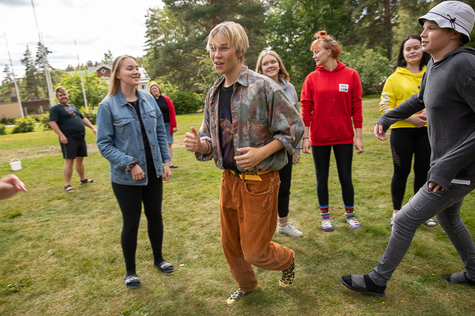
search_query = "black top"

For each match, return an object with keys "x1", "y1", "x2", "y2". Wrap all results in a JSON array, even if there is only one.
[
  {"x1": 48, "y1": 103, "x2": 85, "y2": 136},
  {"x1": 156, "y1": 96, "x2": 169, "y2": 123},
  {"x1": 218, "y1": 84, "x2": 238, "y2": 172},
  {"x1": 130, "y1": 100, "x2": 154, "y2": 172}
]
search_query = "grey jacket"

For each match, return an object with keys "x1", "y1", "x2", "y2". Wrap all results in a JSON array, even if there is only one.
[
  {"x1": 376, "y1": 46, "x2": 475, "y2": 189},
  {"x1": 279, "y1": 78, "x2": 301, "y2": 155}
]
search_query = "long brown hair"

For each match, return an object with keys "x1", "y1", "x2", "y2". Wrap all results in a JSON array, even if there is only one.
[
  {"x1": 106, "y1": 54, "x2": 138, "y2": 98},
  {"x1": 255, "y1": 50, "x2": 290, "y2": 81}
]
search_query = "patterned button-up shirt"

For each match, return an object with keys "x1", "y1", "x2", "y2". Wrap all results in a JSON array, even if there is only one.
[{"x1": 195, "y1": 65, "x2": 304, "y2": 172}]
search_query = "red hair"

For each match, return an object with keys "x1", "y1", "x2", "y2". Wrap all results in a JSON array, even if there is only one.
[{"x1": 310, "y1": 30, "x2": 342, "y2": 58}]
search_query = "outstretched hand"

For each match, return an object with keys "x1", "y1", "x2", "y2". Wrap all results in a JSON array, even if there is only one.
[{"x1": 0, "y1": 174, "x2": 27, "y2": 201}]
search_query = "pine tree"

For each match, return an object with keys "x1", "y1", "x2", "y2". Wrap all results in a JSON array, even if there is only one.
[
  {"x1": 145, "y1": 0, "x2": 267, "y2": 93},
  {"x1": 21, "y1": 46, "x2": 40, "y2": 100}
]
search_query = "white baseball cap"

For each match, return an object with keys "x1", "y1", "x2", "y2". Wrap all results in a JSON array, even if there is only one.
[{"x1": 418, "y1": 1, "x2": 475, "y2": 44}]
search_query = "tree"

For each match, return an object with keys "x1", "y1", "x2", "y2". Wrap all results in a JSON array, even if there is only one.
[
  {"x1": 0, "y1": 65, "x2": 16, "y2": 101},
  {"x1": 21, "y1": 46, "x2": 40, "y2": 100},
  {"x1": 102, "y1": 50, "x2": 114, "y2": 65},
  {"x1": 343, "y1": 0, "x2": 399, "y2": 60},
  {"x1": 266, "y1": 0, "x2": 351, "y2": 93},
  {"x1": 34, "y1": 41, "x2": 54, "y2": 101},
  {"x1": 57, "y1": 71, "x2": 108, "y2": 108},
  {"x1": 35, "y1": 41, "x2": 53, "y2": 71},
  {"x1": 144, "y1": 0, "x2": 267, "y2": 93}
]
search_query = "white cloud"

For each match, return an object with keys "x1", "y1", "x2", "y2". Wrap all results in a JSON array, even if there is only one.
[{"x1": 0, "y1": 0, "x2": 162, "y2": 81}]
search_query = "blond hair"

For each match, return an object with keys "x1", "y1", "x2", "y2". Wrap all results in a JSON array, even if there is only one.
[
  {"x1": 310, "y1": 30, "x2": 342, "y2": 58},
  {"x1": 149, "y1": 82, "x2": 162, "y2": 96},
  {"x1": 206, "y1": 21, "x2": 249, "y2": 62},
  {"x1": 54, "y1": 86, "x2": 67, "y2": 96},
  {"x1": 106, "y1": 54, "x2": 138, "y2": 97},
  {"x1": 255, "y1": 50, "x2": 290, "y2": 81}
]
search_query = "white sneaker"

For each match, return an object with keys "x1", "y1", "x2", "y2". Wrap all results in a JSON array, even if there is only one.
[{"x1": 277, "y1": 222, "x2": 303, "y2": 237}]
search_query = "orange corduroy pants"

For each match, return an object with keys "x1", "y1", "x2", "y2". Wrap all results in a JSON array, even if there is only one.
[{"x1": 219, "y1": 170, "x2": 294, "y2": 292}]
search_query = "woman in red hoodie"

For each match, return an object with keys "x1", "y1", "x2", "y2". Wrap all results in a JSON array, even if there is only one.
[{"x1": 301, "y1": 30, "x2": 363, "y2": 232}]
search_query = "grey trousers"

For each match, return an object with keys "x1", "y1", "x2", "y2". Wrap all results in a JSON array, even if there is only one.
[{"x1": 370, "y1": 180, "x2": 475, "y2": 286}]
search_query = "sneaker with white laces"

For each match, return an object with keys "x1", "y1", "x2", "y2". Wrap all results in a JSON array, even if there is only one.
[
  {"x1": 277, "y1": 222, "x2": 304, "y2": 237},
  {"x1": 321, "y1": 219, "x2": 334, "y2": 232},
  {"x1": 347, "y1": 216, "x2": 362, "y2": 229}
]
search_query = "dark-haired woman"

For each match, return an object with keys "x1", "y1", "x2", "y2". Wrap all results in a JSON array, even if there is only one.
[
  {"x1": 380, "y1": 35, "x2": 436, "y2": 227},
  {"x1": 97, "y1": 55, "x2": 174, "y2": 289},
  {"x1": 301, "y1": 31, "x2": 363, "y2": 232}
]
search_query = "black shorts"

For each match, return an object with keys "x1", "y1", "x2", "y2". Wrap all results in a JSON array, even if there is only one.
[{"x1": 60, "y1": 135, "x2": 88, "y2": 159}]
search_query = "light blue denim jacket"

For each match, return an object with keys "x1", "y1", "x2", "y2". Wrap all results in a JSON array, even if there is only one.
[{"x1": 96, "y1": 90, "x2": 171, "y2": 185}]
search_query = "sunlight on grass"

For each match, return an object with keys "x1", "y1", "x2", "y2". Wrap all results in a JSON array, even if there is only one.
[{"x1": 0, "y1": 99, "x2": 474, "y2": 315}]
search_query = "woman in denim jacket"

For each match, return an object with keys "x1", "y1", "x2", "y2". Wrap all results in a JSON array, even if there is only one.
[{"x1": 96, "y1": 55, "x2": 173, "y2": 289}]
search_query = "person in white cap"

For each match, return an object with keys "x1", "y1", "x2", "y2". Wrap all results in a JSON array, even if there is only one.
[{"x1": 340, "y1": 0, "x2": 475, "y2": 297}]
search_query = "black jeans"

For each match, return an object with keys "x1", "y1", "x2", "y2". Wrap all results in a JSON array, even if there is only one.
[
  {"x1": 311, "y1": 144, "x2": 354, "y2": 208},
  {"x1": 112, "y1": 175, "x2": 164, "y2": 274}
]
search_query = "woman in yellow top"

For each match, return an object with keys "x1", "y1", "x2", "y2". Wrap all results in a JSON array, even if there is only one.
[{"x1": 380, "y1": 34, "x2": 436, "y2": 227}]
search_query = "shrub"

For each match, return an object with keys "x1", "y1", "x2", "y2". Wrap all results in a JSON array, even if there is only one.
[
  {"x1": 339, "y1": 46, "x2": 392, "y2": 94},
  {"x1": 1, "y1": 117, "x2": 15, "y2": 125},
  {"x1": 0, "y1": 124, "x2": 5, "y2": 135},
  {"x1": 12, "y1": 116, "x2": 36, "y2": 133},
  {"x1": 38, "y1": 113, "x2": 52, "y2": 130},
  {"x1": 167, "y1": 90, "x2": 202, "y2": 115},
  {"x1": 150, "y1": 79, "x2": 203, "y2": 115},
  {"x1": 80, "y1": 107, "x2": 97, "y2": 125}
]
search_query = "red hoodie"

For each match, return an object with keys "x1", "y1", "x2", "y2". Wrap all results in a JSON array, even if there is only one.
[{"x1": 301, "y1": 61, "x2": 363, "y2": 146}]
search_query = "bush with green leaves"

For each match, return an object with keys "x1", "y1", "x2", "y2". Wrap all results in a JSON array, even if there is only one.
[
  {"x1": 167, "y1": 90, "x2": 202, "y2": 115},
  {"x1": 0, "y1": 123, "x2": 5, "y2": 135},
  {"x1": 12, "y1": 116, "x2": 36, "y2": 133},
  {"x1": 0, "y1": 117, "x2": 15, "y2": 125},
  {"x1": 80, "y1": 106, "x2": 97, "y2": 125},
  {"x1": 38, "y1": 113, "x2": 52, "y2": 130},
  {"x1": 149, "y1": 79, "x2": 203, "y2": 115},
  {"x1": 339, "y1": 46, "x2": 393, "y2": 94}
]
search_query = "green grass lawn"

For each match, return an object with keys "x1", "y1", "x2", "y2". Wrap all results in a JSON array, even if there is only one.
[{"x1": 1, "y1": 99, "x2": 475, "y2": 315}]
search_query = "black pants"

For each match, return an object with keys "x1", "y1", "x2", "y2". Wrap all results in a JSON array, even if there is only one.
[
  {"x1": 278, "y1": 152, "x2": 293, "y2": 218},
  {"x1": 390, "y1": 127, "x2": 431, "y2": 210},
  {"x1": 311, "y1": 144, "x2": 354, "y2": 208},
  {"x1": 112, "y1": 175, "x2": 164, "y2": 274}
]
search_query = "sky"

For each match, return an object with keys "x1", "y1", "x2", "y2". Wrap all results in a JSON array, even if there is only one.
[{"x1": 0, "y1": 0, "x2": 163, "y2": 82}]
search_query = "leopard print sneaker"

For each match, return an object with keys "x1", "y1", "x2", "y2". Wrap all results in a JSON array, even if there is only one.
[
  {"x1": 226, "y1": 288, "x2": 252, "y2": 305},
  {"x1": 279, "y1": 253, "x2": 295, "y2": 287}
]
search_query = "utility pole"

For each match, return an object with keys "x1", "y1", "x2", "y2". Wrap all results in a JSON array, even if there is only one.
[
  {"x1": 31, "y1": 0, "x2": 55, "y2": 108},
  {"x1": 4, "y1": 33, "x2": 24, "y2": 118}
]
